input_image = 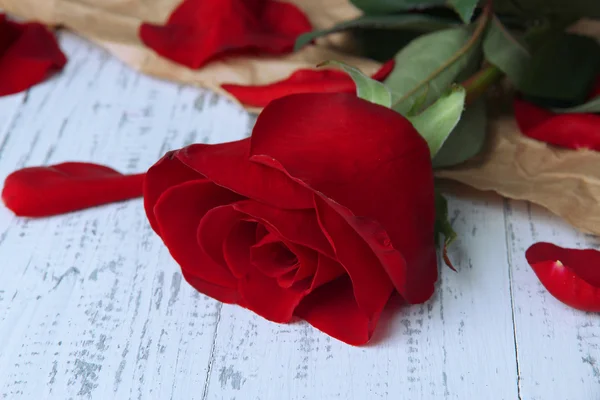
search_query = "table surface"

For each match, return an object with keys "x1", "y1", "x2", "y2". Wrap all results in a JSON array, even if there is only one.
[{"x1": 0, "y1": 32, "x2": 599, "y2": 400}]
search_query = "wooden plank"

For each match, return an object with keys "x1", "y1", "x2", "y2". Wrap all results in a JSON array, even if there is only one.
[
  {"x1": 505, "y1": 199, "x2": 600, "y2": 400},
  {"x1": 204, "y1": 191, "x2": 520, "y2": 400},
  {"x1": 0, "y1": 33, "x2": 250, "y2": 399}
]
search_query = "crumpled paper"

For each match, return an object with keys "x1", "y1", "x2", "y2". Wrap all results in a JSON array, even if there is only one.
[
  {"x1": 2, "y1": 0, "x2": 600, "y2": 235},
  {"x1": 0, "y1": 0, "x2": 381, "y2": 104}
]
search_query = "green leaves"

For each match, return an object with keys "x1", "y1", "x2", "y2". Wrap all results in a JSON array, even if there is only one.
[
  {"x1": 294, "y1": 14, "x2": 457, "y2": 51},
  {"x1": 320, "y1": 61, "x2": 392, "y2": 108},
  {"x1": 553, "y1": 97, "x2": 600, "y2": 114},
  {"x1": 350, "y1": 0, "x2": 445, "y2": 14},
  {"x1": 448, "y1": 0, "x2": 479, "y2": 23},
  {"x1": 384, "y1": 27, "x2": 481, "y2": 115},
  {"x1": 518, "y1": 33, "x2": 600, "y2": 107},
  {"x1": 408, "y1": 86, "x2": 466, "y2": 157},
  {"x1": 482, "y1": 16, "x2": 530, "y2": 87},
  {"x1": 433, "y1": 98, "x2": 487, "y2": 168}
]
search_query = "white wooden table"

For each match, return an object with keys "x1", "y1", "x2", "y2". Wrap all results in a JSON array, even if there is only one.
[{"x1": 0, "y1": 32, "x2": 599, "y2": 400}]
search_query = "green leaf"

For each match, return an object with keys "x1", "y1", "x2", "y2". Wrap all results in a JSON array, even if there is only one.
[
  {"x1": 482, "y1": 16, "x2": 530, "y2": 87},
  {"x1": 494, "y1": 0, "x2": 600, "y2": 19},
  {"x1": 294, "y1": 14, "x2": 458, "y2": 51},
  {"x1": 553, "y1": 96, "x2": 600, "y2": 114},
  {"x1": 384, "y1": 26, "x2": 481, "y2": 115},
  {"x1": 408, "y1": 86, "x2": 465, "y2": 157},
  {"x1": 447, "y1": 0, "x2": 478, "y2": 23},
  {"x1": 320, "y1": 61, "x2": 392, "y2": 108},
  {"x1": 433, "y1": 98, "x2": 486, "y2": 168},
  {"x1": 518, "y1": 33, "x2": 600, "y2": 107},
  {"x1": 434, "y1": 191, "x2": 457, "y2": 270},
  {"x1": 350, "y1": 0, "x2": 445, "y2": 14}
]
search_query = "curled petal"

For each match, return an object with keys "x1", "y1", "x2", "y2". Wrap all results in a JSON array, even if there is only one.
[
  {"x1": 222, "y1": 59, "x2": 395, "y2": 107},
  {"x1": 154, "y1": 180, "x2": 242, "y2": 288},
  {"x1": 2, "y1": 163, "x2": 144, "y2": 217},
  {"x1": 295, "y1": 276, "x2": 382, "y2": 346},
  {"x1": 0, "y1": 14, "x2": 67, "y2": 96},
  {"x1": 175, "y1": 140, "x2": 314, "y2": 209},
  {"x1": 139, "y1": 0, "x2": 311, "y2": 69},
  {"x1": 526, "y1": 242, "x2": 600, "y2": 312},
  {"x1": 514, "y1": 98, "x2": 600, "y2": 151}
]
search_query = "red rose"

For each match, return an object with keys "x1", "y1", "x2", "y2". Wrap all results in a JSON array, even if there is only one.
[{"x1": 144, "y1": 93, "x2": 437, "y2": 345}]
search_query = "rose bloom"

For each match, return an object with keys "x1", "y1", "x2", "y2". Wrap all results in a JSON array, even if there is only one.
[{"x1": 144, "y1": 92, "x2": 437, "y2": 345}]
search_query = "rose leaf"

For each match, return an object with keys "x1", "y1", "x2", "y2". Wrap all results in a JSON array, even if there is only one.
[
  {"x1": 384, "y1": 26, "x2": 482, "y2": 115},
  {"x1": 349, "y1": 0, "x2": 446, "y2": 14},
  {"x1": 320, "y1": 60, "x2": 392, "y2": 108},
  {"x1": 447, "y1": 0, "x2": 479, "y2": 23},
  {"x1": 434, "y1": 191, "x2": 457, "y2": 271},
  {"x1": 407, "y1": 85, "x2": 466, "y2": 158},
  {"x1": 432, "y1": 97, "x2": 486, "y2": 168}
]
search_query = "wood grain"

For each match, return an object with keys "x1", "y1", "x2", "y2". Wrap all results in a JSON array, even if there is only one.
[{"x1": 0, "y1": 32, "x2": 598, "y2": 399}]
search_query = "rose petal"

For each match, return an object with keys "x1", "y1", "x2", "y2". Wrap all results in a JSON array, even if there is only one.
[
  {"x1": 526, "y1": 242, "x2": 600, "y2": 287},
  {"x1": 223, "y1": 220, "x2": 258, "y2": 279},
  {"x1": 197, "y1": 204, "x2": 243, "y2": 269},
  {"x1": 295, "y1": 276, "x2": 382, "y2": 346},
  {"x1": 0, "y1": 14, "x2": 67, "y2": 96},
  {"x1": 144, "y1": 151, "x2": 204, "y2": 233},
  {"x1": 250, "y1": 233, "x2": 299, "y2": 278},
  {"x1": 525, "y1": 242, "x2": 600, "y2": 312},
  {"x1": 222, "y1": 59, "x2": 396, "y2": 108},
  {"x1": 250, "y1": 93, "x2": 437, "y2": 303},
  {"x1": 2, "y1": 163, "x2": 144, "y2": 217},
  {"x1": 175, "y1": 139, "x2": 313, "y2": 209},
  {"x1": 514, "y1": 97, "x2": 600, "y2": 151},
  {"x1": 314, "y1": 196, "x2": 394, "y2": 317},
  {"x1": 154, "y1": 180, "x2": 242, "y2": 288},
  {"x1": 239, "y1": 271, "x2": 306, "y2": 323},
  {"x1": 233, "y1": 199, "x2": 334, "y2": 257},
  {"x1": 139, "y1": 0, "x2": 311, "y2": 69}
]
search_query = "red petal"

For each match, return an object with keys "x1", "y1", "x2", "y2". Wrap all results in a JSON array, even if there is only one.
[
  {"x1": 526, "y1": 242, "x2": 600, "y2": 287},
  {"x1": 153, "y1": 180, "x2": 242, "y2": 288},
  {"x1": 250, "y1": 233, "x2": 298, "y2": 278},
  {"x1": 223, "y1": 220, "x2": 258, "y2": 279},
  {"x1": 222, "y1": 59, "x2": 396, "y2": 108},
  {"x1": 295, "y1": 276, "x2": 382, "y2": 346},
  {"x1": 0, "y1": 14, "x2": 67, "y2": 96},
  {"x1": 144, "y1": 151, "x2": 204, "y2": 233},
  {"x1": 525, "y1": 242, "x2": 600, "y2": 312},
  {"x1": 232, "y1": 199, "x2": 334, "y2": 257},
  {"x1": 314, "y1": 196, "x2": 394, "y2": 316},
  {"x1": 197, "y1": 204, "x2": 243, "y2": 270},
  {"x1": 250, "y1": 93, "x2": 437, "y2": 302},
  {"x1": 139, "y1": 0, "x2": 311, "y2": 69},
  {"x1": 239, "y1": 271, "x2": 306, "y2": 323},
  {"x1": 175, "y1": 139, "x2": 313, "y2": 209},
  {"x1": 514, "y1": 97, "x2": 600, "y2": 151},
  {"x1": 2, "y1": 163, "x2": 144, "y2": 217}
]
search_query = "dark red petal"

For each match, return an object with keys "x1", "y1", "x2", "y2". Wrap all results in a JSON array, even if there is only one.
[
  {"x1": 587, "y1": 75, "x2": 600, "y2": 99},
  {"x1": 0, "y1": 15, "x2": 67, "y2": 96},
  {"x1": 139, "y1": 0, "x2": 311, "y2": 69},
  {"x1": 197, "y1": 204, "x2": 243, "y2": 269},
  {"x1": 153, "y1": 180, "x2": 242, "y2": 288},
  {"x1": 239, "y1": 271, "x2": 306, "y2": 323},
  {"x1": 525, "y1": 242, "x2": 600, "y2": 312},
  {"x1": 144, "y1": 151, "x2": 204, "y2": 234},
  {"x1": 295, "y1": 276, "x2": 382, "y2": 346},
  {"x1": 526, "y1": 242, "x2": 600, "y2": 287},
  {"x1": 222, "y1": 59, "x2": 396, "y2": 108},
  {"x1": 250, "y1": 233, "x2": 298, "y2": 278},
  {"x1": 175, "y1": 139, "x2": 313, "y2": 209},
  {"x1": 514, "y1": 98, "x2": 600, "y2": 151},
  {"x1": 250, "y1": 93, "x2": 437, "y2": 302},
  {"x1": 314, "y1": 196, "x2": 394, "y2": 316},
  {"x1": 232, "y1": 199, "x2": 334, "y2": 257},
  {"x1": 277, "y1": 247, "x2": 318, "y2": 288},
  {"x1": 2, "y1": 163, "x2": 144, "y2": 217},
  {"x1": 223, "y1": 220, "x2": 258, "y2": 279},
  {"x1": 311, "y1": 254, "x2": 345, "y2": 290}
]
